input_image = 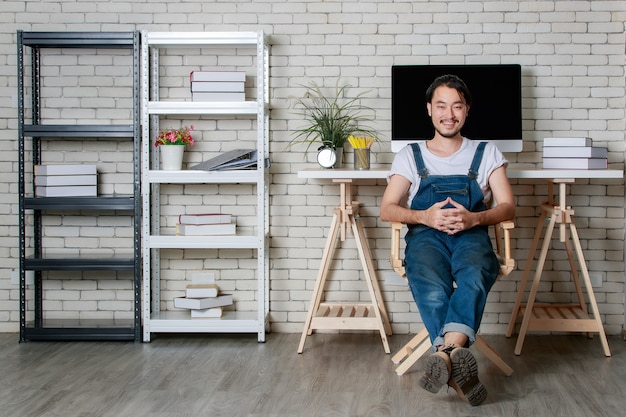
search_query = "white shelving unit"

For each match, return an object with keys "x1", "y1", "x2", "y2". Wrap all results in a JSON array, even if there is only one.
[{"x1": 141, "y1": 31, "x2": 269, "y2": 342}]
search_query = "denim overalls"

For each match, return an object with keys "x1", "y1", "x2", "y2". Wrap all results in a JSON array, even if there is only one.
[{"x1": 404, "y1": 142, "x2": 499, "y2": 348}]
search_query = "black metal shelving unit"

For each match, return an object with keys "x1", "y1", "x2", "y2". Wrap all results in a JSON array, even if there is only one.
[{"x1": 17, "y1": 31, "x2": 141, "y2": 342}]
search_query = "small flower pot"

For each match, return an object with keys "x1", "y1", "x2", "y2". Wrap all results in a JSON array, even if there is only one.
[{"x1": 160, "y1": 145, "x2": 185, "y2": 170}]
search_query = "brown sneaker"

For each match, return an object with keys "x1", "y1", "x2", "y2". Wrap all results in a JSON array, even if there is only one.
[
  {"x1": 418, "y1": 351, "x2": 451, "y2": 394},
  {"x1": 448, "y1": 347, "x2": 487, "y2": 406}
]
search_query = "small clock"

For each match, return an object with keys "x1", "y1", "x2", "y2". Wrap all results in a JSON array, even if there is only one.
[{"x1": 317, "y1": 146, "x2": 337, "y2": 169}]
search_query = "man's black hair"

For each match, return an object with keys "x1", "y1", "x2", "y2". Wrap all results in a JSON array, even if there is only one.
[{"x1": 425, "y1": 74, "x2": 472, "y2": 107}]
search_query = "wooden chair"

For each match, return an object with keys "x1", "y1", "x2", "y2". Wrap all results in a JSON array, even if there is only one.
[{"x1": 389, "y1": 220, "x2": 515, "y2": 376}]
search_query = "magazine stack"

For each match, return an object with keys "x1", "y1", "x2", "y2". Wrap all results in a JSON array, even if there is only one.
[
  {"x1": 173, "y1": 283, "x2": 234, "y2": 318},
  {"x1": 189, "y1": 71, "x2": 246, "y2": 102},
  {"x1": 175, "y1": 213, "x2": 236, "y2": 236},
  {"x1": 34, "y1": 164, "x2": 98, "y2": 197},
  {"x1": 542, "y1": 137, "x2": 608, "y2": 169}
]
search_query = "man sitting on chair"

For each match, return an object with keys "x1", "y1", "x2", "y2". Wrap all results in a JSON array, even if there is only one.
[{"x1": 380, "y1": 74, "x2": 515, "y2": 406}]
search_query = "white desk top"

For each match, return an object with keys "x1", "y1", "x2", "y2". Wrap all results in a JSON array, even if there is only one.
[
  {"x1": 298, "y1": 168, "x2": 390, "y2": 179},
  {"x1": 298, "y1": 167, "x2": 624, "y2": 180}
]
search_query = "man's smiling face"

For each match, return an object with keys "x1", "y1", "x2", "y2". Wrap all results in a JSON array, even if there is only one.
[{"x1": 427, "y1": 85, "x2": 470, "y2": 140}]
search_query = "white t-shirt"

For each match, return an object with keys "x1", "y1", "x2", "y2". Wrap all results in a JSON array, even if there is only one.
[{"x1": 387, "y1": 138, "x2": 508, "y2": 206}]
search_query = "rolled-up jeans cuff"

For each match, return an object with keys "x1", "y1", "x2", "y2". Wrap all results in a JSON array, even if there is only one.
[{"x1": 432, "y1": 323, "x2": 476, "y2": 351}]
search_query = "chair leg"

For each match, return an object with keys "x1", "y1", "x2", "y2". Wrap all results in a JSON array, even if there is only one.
[
  {"x1": 473, "y1": 335, "x2": 514, "y2": 376},
  {"x1": 392, "y1": 328, "x2": 432, "y2": 376},
  {"x1": 392, "y1": 328, "x2": 430, "y2": 363},
  {"x1": 392, "y1": 330, "x2": 514, "y2": 377}
]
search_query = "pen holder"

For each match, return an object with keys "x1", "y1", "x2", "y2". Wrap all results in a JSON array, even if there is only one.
[{"x1": 354, "y1": 148, "x2": 370, "y2": 170}]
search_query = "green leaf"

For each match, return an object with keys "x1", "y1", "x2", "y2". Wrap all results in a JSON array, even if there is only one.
[{"x1": 288, "y1": 81, "x2": 379, "y2": 153}]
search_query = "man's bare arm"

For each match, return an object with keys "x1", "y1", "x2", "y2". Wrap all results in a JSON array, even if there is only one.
[
  {"x1": 380, "y1": 166, "x2": 515, "y2": 234},
  {"x1": 380, "y1": 174, "x2": 458, "y2": 231}
]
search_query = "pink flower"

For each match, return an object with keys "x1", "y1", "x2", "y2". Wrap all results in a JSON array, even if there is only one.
[{"x1": 155, "y1": 125, "x2": 195, "y2": 147}]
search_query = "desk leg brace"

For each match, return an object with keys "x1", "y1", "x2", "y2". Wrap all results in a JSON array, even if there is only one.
[
  {"x1": 506, "y1": 198, "x2": 611, "y2": 357},
  {"x1": 352, "y1": 209, "x2": 393, "y2": 340},
  {"x1": 298, "y1": 205, "x2": 392, "y2": 354}
]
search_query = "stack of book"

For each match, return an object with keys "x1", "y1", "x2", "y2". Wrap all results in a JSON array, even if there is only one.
[
  {"x1": 189, "y1": 71, "x2": 246, "y2": 102},
  {"x1": 34, "y1": 164, "x2": 98, "y2": 197},
  {"x1": 175, "y1": 213, "x2": 236, "y2": 236},
  {"x1": 542, "y1": 137, "x2": 608, "y2": 169},
  {"x1": 173, "y1": 283, "x2": 233, "y2": 317}
]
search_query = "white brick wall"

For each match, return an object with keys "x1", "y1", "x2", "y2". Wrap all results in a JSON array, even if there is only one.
[{"x1": 0, "y1": 0, "x2": 624, "y2": 337}]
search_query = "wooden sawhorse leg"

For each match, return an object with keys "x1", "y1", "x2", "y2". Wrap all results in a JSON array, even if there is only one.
[
  {"x1": 298, "y1": 180, "x2": 391, "y2": 354},
  {"x1": 506, "y1": 179, "x2": 611, "y2": 357}
]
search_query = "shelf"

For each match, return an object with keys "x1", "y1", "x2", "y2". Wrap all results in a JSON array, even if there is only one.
[
  {"x1": 147, "y1": 169, "x2": 260, "y2": 184},
  {"x1": 148, "y1": 235, "x2": 262, "y2": 249},
  {"x1": 519, "y1": 305, "x2": 599, "y2": 332},
  {"x1": 24, "y1": 319, "x2": 136, "y2": 341},
  {"x1": 149, "y1": 311, "x2": 265, "y2": 334},
  {"x1": 24, "y1": 256, "x2": 135, "y2": 271},
  {"x1": 23, "y1": 196, "x2": 135, "y2": 211},
  {"x1": 144, "y1": 31, "x2": 262, "y2": 48},
  {"x1": 22, "y1": 124, "x2": 134, "y2": 138},
  {"x1": 147, "y1": 101, "x2": 258, "y2": 115},
  {"x1": 19, "y1": 31, "x2": 137, "y2": 48}
]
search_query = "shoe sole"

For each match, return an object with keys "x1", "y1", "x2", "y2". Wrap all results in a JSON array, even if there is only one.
[
  {"x1": 418, "y1": 352, "x2": 450, "y2": 394},
  {"x1": 449, "y1": 348, "x2": 487, "y2": 406}
]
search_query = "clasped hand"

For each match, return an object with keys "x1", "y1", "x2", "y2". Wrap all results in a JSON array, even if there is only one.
[{"x1": 427, "y1": 197, "x2": 472, "y2": 235}]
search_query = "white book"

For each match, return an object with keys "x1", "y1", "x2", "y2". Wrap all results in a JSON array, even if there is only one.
[
  {"x1": 35, "y1": 185, "x2": 97, "y2": 197},
  {"x1": 189, "y1": 71, "x2": 246, "y2": 82},
  {"x1": 35, "y1": 174, "x2": 97, "y2": 187},
  {"x1": 190, "y1": 307, "x2": 223, "y2": 318},
  {"x1": 190, "y1": 81, "x2": 245, "y2": 93},
  {"x1": 185, "y1": 284, "x2": 219, "y2": 298},
  {"x1": 543, "y1": 137, "x2": 593, "y2": 147},
  {"x1": 191, "y1": 92, "x2": 245, "y2": 102},
  {"x1": 543, "y1": 147, "x2": 608, "y2": 159},
  {"x1": 542, "y1": 157, "x2": 607, "y2": 170},
  {"x1": 178, "y1": 213, "x2": 232, "y2": 225},
  {"x1": 175, "y1": 223, "x2": 236, "y2": 236},
  {"x1": 34, "y1": 164, "x2": 97, "y2": 176},
  {"x1": 173, "y1": 294, "x2": 233, "y2": 309}
]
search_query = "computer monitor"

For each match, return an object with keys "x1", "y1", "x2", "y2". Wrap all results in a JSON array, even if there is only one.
[{"x1": 391, "y1": 64, "x2": 523, "y2": 153}]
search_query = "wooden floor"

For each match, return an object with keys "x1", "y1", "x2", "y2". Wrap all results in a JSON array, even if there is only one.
[{"x1": 1, "y1": 332, "x2": 624, "y2": 417}]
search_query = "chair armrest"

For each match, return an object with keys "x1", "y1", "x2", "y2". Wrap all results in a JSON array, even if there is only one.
[
  {"x1": 496, "y1": 220, "x2": 515, "y2": 276},
  {"x1": 390, "y1": 220, "x2": 516, "y2": 279},
  {"x1": 390, "y1": 222, "x2": 406, "y2": 278}
]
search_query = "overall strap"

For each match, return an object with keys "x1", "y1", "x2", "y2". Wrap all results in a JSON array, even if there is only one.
[
  {"x1": 410, "y1": 142, "x2": 429, "y2": 179},
  {"x1": 468, "y1": 141, "x2": 487, "y2": 180}
]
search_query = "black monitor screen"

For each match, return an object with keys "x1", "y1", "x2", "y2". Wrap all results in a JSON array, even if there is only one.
[{"x1": 391, "y1": 64, "x2": 522, "y2": 145}]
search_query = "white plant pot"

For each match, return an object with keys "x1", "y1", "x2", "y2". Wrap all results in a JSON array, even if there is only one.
[{"x1": 160, "y1": 145, "x2": 185, "y2": 170}]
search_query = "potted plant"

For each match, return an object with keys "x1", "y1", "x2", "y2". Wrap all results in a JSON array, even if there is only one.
[
  {"x1": 289, "y1": 82, "x2": 378, "y2": 168},
  {"x1": 154, "y1": 125, "x2": 194, "y2": 170}
]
